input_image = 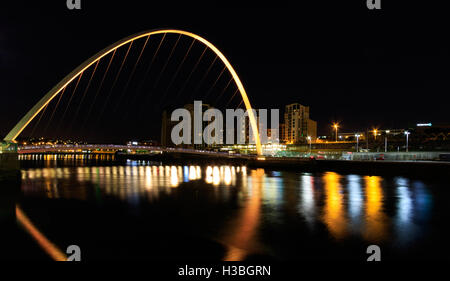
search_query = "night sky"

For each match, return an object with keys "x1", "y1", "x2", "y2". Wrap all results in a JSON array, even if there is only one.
[{"x1": 1, "y1": 1, "x2": 449, "y2": 142}]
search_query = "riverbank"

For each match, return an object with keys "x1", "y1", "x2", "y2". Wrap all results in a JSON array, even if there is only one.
[
  {"x1": 250, "y1": 158, "x2": 450, "y2": 179},
  {"x1": 115, "y1": 152, "x2": 450, "y2": 179}
]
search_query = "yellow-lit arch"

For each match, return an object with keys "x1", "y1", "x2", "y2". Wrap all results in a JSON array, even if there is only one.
[{"x1": 4, "y1": 29, "x2": 262, "y2": 155}]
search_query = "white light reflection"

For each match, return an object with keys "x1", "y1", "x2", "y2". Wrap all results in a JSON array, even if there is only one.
[
  {"x1": 299, "y1": 174, "x2": 315, "y2": 228},
  {"x1": 394, "y1": 177, "x2": 415, "y2": 245},
  {"x1": 183, "y1": 166, "x2": 189, "y2": 182},
  {"x1": 205, "y1": 166, "x2": 213, "y2": 184},
  {"x1": 224, "y1": 166, "x2": 232, "y2": 185},
  {"x1": 396, "y1": 177, "x2": 412, "y2": 224},
  {"x1": 213, "y1": 166, "x2": 220, "y2": 186},
  {"x1": 170, "y1": 166, "x2": 178, "y2": 187},
  {"x1": 21, "y1": 162, "x2": 242, "y2": 214},
  {"x1": 347, "y1": 175, "x2": 363, "y2": 228},
  {"x1": 189, "y1": 166, "x2": 197, "y2": 180}
]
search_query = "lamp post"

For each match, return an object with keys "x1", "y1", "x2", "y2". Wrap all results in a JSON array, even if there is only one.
[
  {"x1": 355, "y1": 134, "x2": 360, "y2": 152},
  {"x1": 307, "y1": 136, "x2": 312, "y2": 154},
  {"x1": 385, "y1": 130, "x2": 390, "y2": 153},
  {"x1": 404, "y1": 131, "x2": 410, "y2": 152},
  {"x1": 373, "y1": 129, "x2": 378, "y2": 140},
  {"x1": 333, "y1": 123, "x2": 339, "y2": 142}
]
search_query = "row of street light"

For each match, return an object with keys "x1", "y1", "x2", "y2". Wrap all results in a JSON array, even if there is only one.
[{"x1": 332, "y1": 123, "x2": 411, "y2": 152}]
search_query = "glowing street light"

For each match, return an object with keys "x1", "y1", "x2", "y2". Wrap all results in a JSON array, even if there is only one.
[
  {"x1": 355, "y1": 134, "x2": 361, "y2": 152},
  {"x1": 332, "y1": 123, "x2": 339, "y2": 142},
  {"x1": 307, "y1": 136, "x2": 312, "y2": 154},
  {"x1": 404, "y1": 131, "x2": 410, "y2": 152},
  {"x1": 385, "y1": 130, "x2": 390, "y2": 152},
  {"x1": 373, "y1": 129, "x2": 378, "y2": 140}
]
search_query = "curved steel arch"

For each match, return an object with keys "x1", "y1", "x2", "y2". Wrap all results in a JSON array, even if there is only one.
[{"x1": 4, "y1": 29, "x2": 262, "y2": 155}]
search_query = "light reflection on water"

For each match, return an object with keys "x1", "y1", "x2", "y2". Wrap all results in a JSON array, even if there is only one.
[
  {"x1": 322, "y1": 172, "x2": 348, "y2": 240},
  {"x1": 20, "y1": 156, "x2": 435, "y2": 260},
  {"x1": 21, "y1": 162, "x2": 239, "y2": 203},
  {"x1": 223, "y1": 168, "x2": 263, "y2": 261}
]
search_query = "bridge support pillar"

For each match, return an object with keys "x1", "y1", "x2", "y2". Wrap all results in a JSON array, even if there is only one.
[
  {"x1": 0, "y1": 141, "x2": 19, "y2": 170},
  {"x1": 0, "y1": 141, "x2": 20, "y2": 259}
]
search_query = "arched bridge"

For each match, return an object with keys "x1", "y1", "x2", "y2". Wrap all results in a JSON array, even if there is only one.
[
  {"x1": 3, "y1": 29, "x2": 263, "y2": 155},
  {"x1": 18, "y1": 144, "x2": 246, "y2": 158}
]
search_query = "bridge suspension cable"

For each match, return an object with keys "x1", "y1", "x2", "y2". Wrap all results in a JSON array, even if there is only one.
[
  {"x1": 114, "y1": 35, "x2": 151, "y2": 113},
  {"x1": 68, "y1": 60, "x2": 100, "y2": 132},
  {"x1": 203, "y1": 65, "x2": 227, "y2": 101},
  {"x1": 134, "y1": 34, "x2": 167, "y2": 121},
  {"x1": 214, "y1": 77, "x2": 234, "y2": 105},
  {"x1": 4, "y1": 29, "x2": 263, "y2": 155},
  {"x1": 82, "y1": 49, "x2": 117, "y2": 130},
  {"x1": 189, "y1": 55, "x2": 218, "y2": 103},
  {"x1": 56, "y1": 72, "x2": 84, "y2": 134},
  {"x1": 102, "y1": 41, "x2": 134, "y2": 116},
  {"x1": 174, "y1": 45, "x2": 208, "y2": 101},
  {"x1": 151, "y1": 34, "x2": 182, "y2": 106},
  {"x1": 158, "y1": 38, "x2": 196, "y2": 109},
  {"x1": 225, "y1": 88, "x2": 240, "y2": 108},
  {"x1": 135, "y1": 34, "x2": 166, "y2": 106},
  {"x1": 30, "y1": 103, "x2": 48, "y2": 139},
  {"x1": 43, "y1": 86, "x2": 67, "y2": 136}
]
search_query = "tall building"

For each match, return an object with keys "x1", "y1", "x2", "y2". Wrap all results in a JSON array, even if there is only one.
[
  {"x1": 307, "y1": 119, "x2": 317, "y2": 141},
  {"x1": 184, "y1": 103, "x2": 215, "y2": 148},
  {"x1": 284, "y1": 103, "x2": 317, "y2": 144},
  {"x1": 161, "y1": 103, "x2": 214, "y2": 148},
  {"x1": 280, "y1": 123, "x2": 286, "y2": 143},
  {"x1": 161, "y1": 110, "x2": 176, "y2": 147}
]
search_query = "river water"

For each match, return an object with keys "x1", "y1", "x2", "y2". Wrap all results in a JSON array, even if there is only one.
[{"x1": 17, "y1": 154, "x2": 449, "y2": 261}]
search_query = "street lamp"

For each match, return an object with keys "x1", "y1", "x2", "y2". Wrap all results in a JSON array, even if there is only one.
[
  {"x1": 332, "y1": 123, "x2": 339, "y2": 142},
  {"x1": 307, "y1": 136, "x2": 312, "y2": 154},
  {"x1": 404, "y1": 131, "x2": 410, "y2": 152},
  {"x1": 385, "y1": 130, "x2": 390, "y2": 152},
  {"x1": 355, "y1": 134, "x2": 360, "y2": 152}
]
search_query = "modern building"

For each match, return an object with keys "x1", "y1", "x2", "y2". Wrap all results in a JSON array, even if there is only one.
[
  {"x1": 262, "y1": 128, "x2": 280, "y2": 144},
  {"x1": 160, "y1": 110, "x2": 177, "y2": 147},
  {"x1": 184, "y1": 103, "x2": 216, "y2": 148},
  {"x1": 284, "y1": 103, "x2": 317, "y2": 144},
  {"x1": 280, "y1": 123, "x2": 286, "y2": 143},
  {"x1": 307, "y1": 119, "x2": 317, "y2": 142},
  {"x1": 161, "y1": 103, "x2": 215, "y2": 148}
]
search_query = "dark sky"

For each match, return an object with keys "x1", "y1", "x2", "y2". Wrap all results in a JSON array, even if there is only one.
[{"x1": 1, "y1": 1, "x2": 449, "y2": 142}]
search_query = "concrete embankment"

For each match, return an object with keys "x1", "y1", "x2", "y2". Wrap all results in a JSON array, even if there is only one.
[
  {"x1": 118, "y1": 152, "x2": 450, "y2": 179},
  {"x1": 250, "y1": 158, "x2": 450, "y2": 178},
  {"x1": 315, "y1": 159, "x2": 450, "y2": 178}
]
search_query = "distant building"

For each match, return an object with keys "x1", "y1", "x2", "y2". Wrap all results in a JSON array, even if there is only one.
[
  {"x1": 161, "y1": 110, "x2": 177, "y2": 147},
  {"x1": 280, "y1": 123, "x2": 286, "y2": 143},
  {"x1": 307, "y1": 119, "x2": 317, "y2": 142},
  {"x1": 284, "y1": 103, "x2": 317, "y2": 144},
  {"x1": 127, "y1": 140, "x2": 156, "y2": 146},
  {"x1": 184, "y1": 103, "x2": 214, "y2": 148},
  {"x1": 161, "y1": 103, "x2": 215, "y2": 148},
  {"x1": 415, "y1": 122, "x2": 450, "y2": 140},
  {"x1": 262, "y1": 128, "x2": 279, "y2": 144}
]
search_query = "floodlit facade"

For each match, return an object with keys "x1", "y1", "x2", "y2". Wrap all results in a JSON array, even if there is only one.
[{"x1": 284, "y1": 103, "x2": 317, "y2": 144}]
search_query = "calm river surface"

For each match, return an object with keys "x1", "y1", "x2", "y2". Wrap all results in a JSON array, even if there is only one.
[{"x1": 18, "y1": 154, "x2": 449, "y2": 261}]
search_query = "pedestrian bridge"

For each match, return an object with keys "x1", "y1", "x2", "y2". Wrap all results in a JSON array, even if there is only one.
[{"x1": 18, "y1": 144, "x2": 252, "y2": 158}]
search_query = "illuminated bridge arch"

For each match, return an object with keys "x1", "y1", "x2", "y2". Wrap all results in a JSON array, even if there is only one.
[{"x1": 4, "y1": 29, "x2": 262, "y2": 155}]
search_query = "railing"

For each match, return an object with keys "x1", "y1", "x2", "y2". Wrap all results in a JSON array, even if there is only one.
[{"x1": 17, "y1": 144, "x2": 245, "y2": 158}]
